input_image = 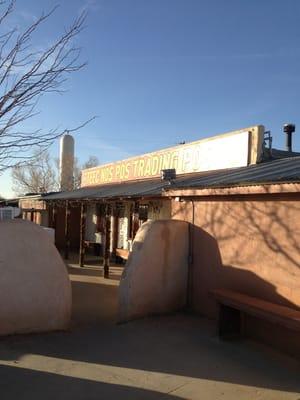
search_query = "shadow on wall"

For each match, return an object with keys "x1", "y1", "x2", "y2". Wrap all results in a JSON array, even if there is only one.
[
  {"x1": 212, "y1": 196, "x2": 300, "y2": 270},
  {"x1": 189, "y1": 225, "x2": 300, "y2": 317},
  {"x1": 171, "y1": 195, "x2": 300, "y2": 316},
  {"x1": 172, "y1": 196, "x2": 300, "y2": 357}
]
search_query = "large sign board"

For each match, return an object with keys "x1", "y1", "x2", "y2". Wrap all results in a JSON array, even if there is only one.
[{"x1": 81, "y1": 126, "x2": 264, "y2": 187}]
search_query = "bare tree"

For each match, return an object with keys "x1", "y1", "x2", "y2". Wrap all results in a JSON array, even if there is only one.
[
  {"x1": 81, "y1": 155, "x2": 99, "y2": 170},
  {"x1": 0, "y1": 1, "x2": 91, "y2": 173},
  {"x1": 12, "y1": 152, "x2": 99, "y2": 194},
  {"x1": 73, "y1": 156, "x2": 82, "y2": 190},
  {"x1": 73, "y1": 155, "x2": 99, "y2": 189},
  {"x1": 12, "y1": 149, "x2": 57, "y2": 195}
]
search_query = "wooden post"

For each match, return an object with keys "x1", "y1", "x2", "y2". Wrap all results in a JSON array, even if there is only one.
[
  {"x1": 79, "y1": 202, "x2": 86, "y2": 267},
  {"x1": 132, "y1": 201, "x2": 140, "y2": 239},
  {"x1": 111, "y1": 203, "x2": 118, "y2": 262},
  {"x1": 50, "y1": 203, "x2": 57, "y2": 229},
  {"x1": 95, "y1": 203, "x2": 103, "y2": 260},
  {"x1": 50, "y1": 203, "x2": 57, "y2": 246},
  {"x1": 103, "y1": 206, "x2": 111, "y2": 278},
  {"x1": 64, "y1": 200, "x2": 70, "y2": 260}
]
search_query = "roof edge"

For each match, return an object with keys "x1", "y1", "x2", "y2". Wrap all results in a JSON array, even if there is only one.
[{"x1": 163, "y1": 182, "x2": 300, "y2": 197}]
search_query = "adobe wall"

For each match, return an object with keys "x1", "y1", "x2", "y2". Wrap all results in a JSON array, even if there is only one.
[
  {"x1": 0, "y1": 219, "x2": 71, "y2": 336},
  {"x1": 118, "y1": 219, "x2": 189, "y2": 322},
  {"x1": 171, "y1": 194, "x2": 300, "y2": 317}
]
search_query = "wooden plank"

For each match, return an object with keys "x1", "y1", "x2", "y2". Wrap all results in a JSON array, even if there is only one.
[{"x1": 212, "y1": 288, "x2": 300, "y2": 332}]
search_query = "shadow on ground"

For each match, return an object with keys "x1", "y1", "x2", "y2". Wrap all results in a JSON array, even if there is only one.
[
  {"x1": 0, "y1": 365, "x2": 181, "y2": 400},
  {"x1": 0, "y1": 265, "x2": 299, "y2": 399}
]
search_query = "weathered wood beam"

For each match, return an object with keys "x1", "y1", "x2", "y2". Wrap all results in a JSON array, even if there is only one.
[
  {"x1": 79, "y1": 202, "x2": 87, "y2": 267},
  {"x1": 103, "y1": 205, "x2": 111, "y2": 278},
  {"x1": 111, "y1": 203, "x2": 118, "y2": 262},
  {"x1": 64, "y1": 200, "x2": 70, "y2": 260}
]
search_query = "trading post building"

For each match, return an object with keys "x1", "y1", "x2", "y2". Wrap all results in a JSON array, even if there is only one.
[{"x1": 18, "y1": 124, "x2": 300, "y2": 356}]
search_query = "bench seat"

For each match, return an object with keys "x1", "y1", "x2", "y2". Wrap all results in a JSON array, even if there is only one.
[{"x1": 212, "y1": 288, "x2": 300, "y2": 337}]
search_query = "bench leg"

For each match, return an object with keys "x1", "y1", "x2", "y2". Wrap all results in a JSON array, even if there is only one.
[{"x1": 218, "y1": 304, "x2": 241, "y2": 339}]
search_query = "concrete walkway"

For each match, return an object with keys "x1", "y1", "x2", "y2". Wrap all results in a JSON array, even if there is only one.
[{"x1": 0, "y1": 264, "x2": 300, "y2": 399}]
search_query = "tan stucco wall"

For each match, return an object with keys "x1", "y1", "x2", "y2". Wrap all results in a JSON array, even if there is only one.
[
  {"x1": 118, "y1": 219, "x2": 189, "y2": 322},
  {"x1": 171, "y1": 195, "x2": 300, "y2": 317},
  {"x1": 0, "y1": 219, "x2": 71, "y2": 336}
]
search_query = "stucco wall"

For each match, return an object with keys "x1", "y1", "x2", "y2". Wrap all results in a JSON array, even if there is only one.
[
  {"x1": 171, "y1": 195, "x2": 300, "y2": 317},
  {"x1": 118, "y1": 219, "x2": 189, "y2": 322},
  {"x1": 0, "y1": 219, "x2": 71, "y2": 336}
]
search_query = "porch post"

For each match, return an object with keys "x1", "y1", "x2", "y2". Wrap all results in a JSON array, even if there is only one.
[
  {"x1": 79, "y1": 202, "x2": 86, "y2": 267},
  {"x1": 103, "y1": 205, "x2": 111, "y2": 278},
  {"x1": 111, "y1": 203, "x2": 118, "y2": 262},
  {"x1": 64, "y1": 200, "x2": 70, "y2": 260},
  {"x1": 50, "y1": 202, "x2": 57, "y2": 246}
]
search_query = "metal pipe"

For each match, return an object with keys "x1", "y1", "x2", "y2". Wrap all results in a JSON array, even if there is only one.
[{"x1": 283, "y1": 124, "x2": 295, "y2": 152}]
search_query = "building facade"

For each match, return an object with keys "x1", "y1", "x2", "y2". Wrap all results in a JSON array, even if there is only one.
[{"x1": 17, "y1": 124, "x2": 300, "y2": 354}]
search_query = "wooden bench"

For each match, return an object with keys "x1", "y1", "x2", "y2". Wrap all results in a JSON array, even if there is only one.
[{"x1": 212, "y1": 288, "x2": 300, "y2": 339}]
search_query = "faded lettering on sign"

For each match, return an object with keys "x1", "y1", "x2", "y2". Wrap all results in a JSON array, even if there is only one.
[{"x1": 81, "y1": 130, "x2": 250, "y2": 187}]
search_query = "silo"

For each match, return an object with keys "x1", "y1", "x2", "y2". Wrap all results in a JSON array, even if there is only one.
[{"x1": 59, "y1": 133, "x2": 74, "y2": 191}]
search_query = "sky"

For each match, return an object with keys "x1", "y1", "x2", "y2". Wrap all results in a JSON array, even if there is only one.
[{"x1": 1, "y1": 0, "x2": 300, "y2": 197}]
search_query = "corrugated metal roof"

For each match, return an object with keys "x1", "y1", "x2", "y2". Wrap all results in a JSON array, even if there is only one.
[
  {"x1": 267, "y1": 148, "x2": 300, "y2": 159},
  {"x1": 43, "y1": 156, "x2": 300, "y2": 201},
  {"x1": 43, "y1": 178, "x2": 169, "y2": 201},
  {"x1": 169, "y1": 155, "x2": 300, "y2": 190}
]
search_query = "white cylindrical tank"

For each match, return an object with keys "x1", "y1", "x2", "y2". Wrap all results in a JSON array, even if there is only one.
[{"x1": 59, "y1": 133, "x2": 74, "y2": 191}]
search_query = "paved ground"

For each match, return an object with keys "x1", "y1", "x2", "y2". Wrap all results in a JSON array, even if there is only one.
[{"x1": 0, "y1": 262, "x2": 300, "y2": 399}]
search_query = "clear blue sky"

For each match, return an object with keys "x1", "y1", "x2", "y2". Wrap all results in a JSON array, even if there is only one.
[{"x1": 1, "y1": 0, "x2": 300, "y2": 197}]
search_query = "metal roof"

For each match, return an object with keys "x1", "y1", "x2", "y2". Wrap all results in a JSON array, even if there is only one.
[
  {"x1": 268, "y1": 148, "x2": 300, "y2": 159},
  {"x1": 43, "y1": 178, "x2": 169, "y2": 201},
  {"x1": 43, "y1": 156, "x2": 300, "y2": 201},
  {"x1": 168, "y1": 155, "x2": 300, "y2": 190}
]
